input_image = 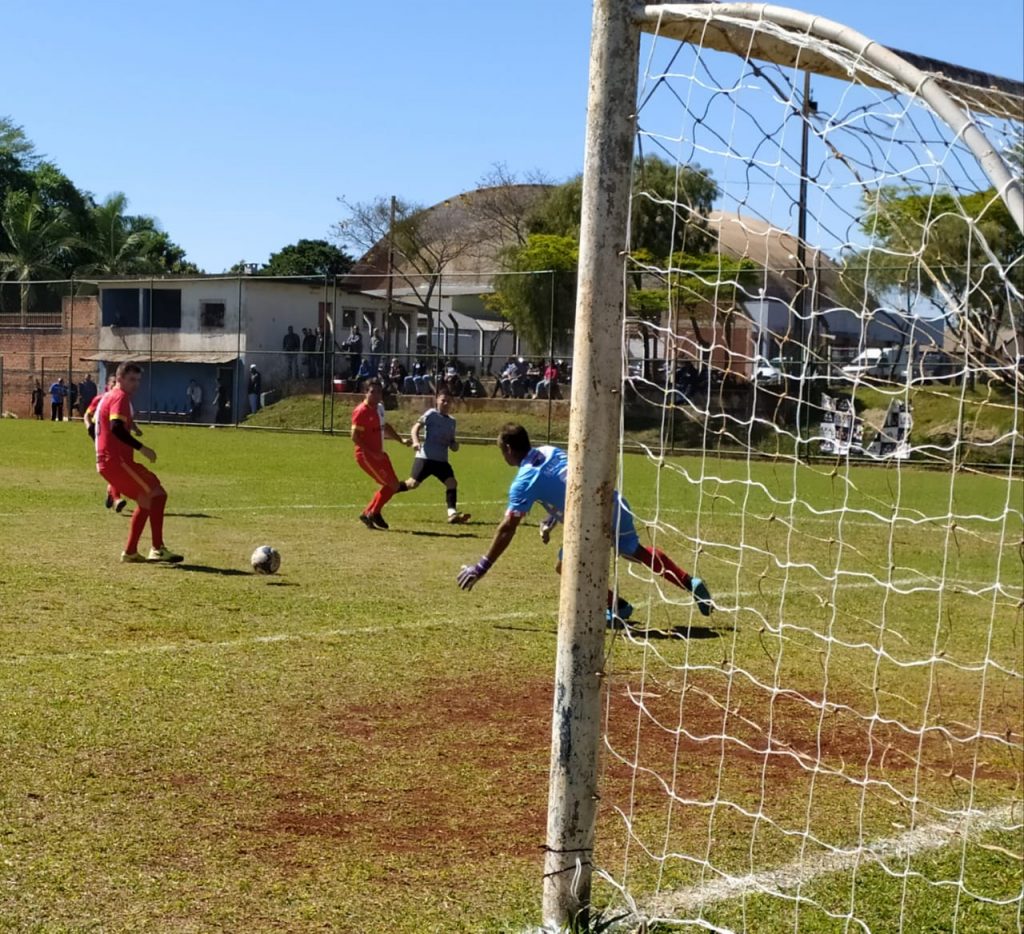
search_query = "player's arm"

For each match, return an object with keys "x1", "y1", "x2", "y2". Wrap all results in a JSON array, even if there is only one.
[
  {"x1": 110, "y1": 417, "x2": 156, "y2": 462},
  {"x1": 457, "y1": 513, "x2": 522, "y2": 590},
  {"x1": 383, "y1": 422, "x2": 411, "y2": 446},
  {"x1": 410, "y1": 419, "x2": 423, "y2": 451},
  {"x1": 539, "y1": 510, "x2": 559, "y2": 544},
  {"x1": 449, "y1": 426, "x2": 459, "y2": 452}
]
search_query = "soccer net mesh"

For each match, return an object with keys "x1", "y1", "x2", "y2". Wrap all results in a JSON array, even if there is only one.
[{"x1": 589, "y1": 5, "x2": 1024, "y2": 930}]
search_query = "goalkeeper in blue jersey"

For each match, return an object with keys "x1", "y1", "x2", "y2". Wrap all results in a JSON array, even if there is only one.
[
  {"x1": 456, "y1": 423, "x2": 712, "y2": 619},
  {"x1": 402, "y1": 388, "x2": 471, "y2": 525}
]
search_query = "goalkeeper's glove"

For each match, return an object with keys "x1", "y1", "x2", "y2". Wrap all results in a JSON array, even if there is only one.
[{"x1": 457, "y1": 555, "x2": 492, "y2": 590}]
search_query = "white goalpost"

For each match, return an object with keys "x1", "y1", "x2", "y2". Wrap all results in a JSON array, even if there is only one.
[{"x1": 545, "y1": 2, "x2": 1022, "y2": 930}]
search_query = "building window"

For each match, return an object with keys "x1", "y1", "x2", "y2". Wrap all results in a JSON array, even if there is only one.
[
  {"x1": 102, "y1": 289, "x2": 140, "y2": 327},
  {"x1": 201, "y1": 301, "x2": 226, "y2": 328},
  {"x1": 144, "y1": 289, "x2": 182, "y2": 329}
]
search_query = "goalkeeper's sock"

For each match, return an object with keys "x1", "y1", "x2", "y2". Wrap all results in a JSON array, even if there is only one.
[{"x1": 635, "y1": 545, "x2": 692, "y2": 591}]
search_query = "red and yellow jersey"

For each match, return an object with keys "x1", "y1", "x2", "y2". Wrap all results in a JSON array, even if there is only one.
[
  {"x1": 84, "y1": 391, "x2": 103, "y2": 421},
  {"x1": 95, "y1": 387, "x2": 135, "y2": 464},
  {"x1": 351, "y1": 401, "x2": 385, "y2": 454}
]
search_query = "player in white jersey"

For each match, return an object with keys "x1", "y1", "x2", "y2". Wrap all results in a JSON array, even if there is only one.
[
  {"x1": 401, "y1": 388, "x2": 470, "y2": 524},
  {"x1": 456, "y1": 423, "x2": 712, "y2": 620}
]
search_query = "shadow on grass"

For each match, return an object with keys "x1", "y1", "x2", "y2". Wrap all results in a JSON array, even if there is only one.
[
  {"x1": 167, "y1": 563, "x2": 253, "y2": 576},
  {"x1": 492, "y1": 622, "x2": 725, "y2": 640},
  {"x1": 122, "y1": 512, "x2": 217, "y2": 520},
  {"x1": 616, "y1": 623, "x2": 723, "y2": 640},
  {"x1": 402, "y1": 530, "x2": 479, "y2": 539}
]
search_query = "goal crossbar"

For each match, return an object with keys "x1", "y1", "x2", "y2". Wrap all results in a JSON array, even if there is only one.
[{"x1": 638, "y1": 3, "x2": 1024, "y2": 122}]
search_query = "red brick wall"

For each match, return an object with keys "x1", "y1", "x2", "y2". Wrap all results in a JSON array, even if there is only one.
[{"x1": 0, "y1": 296, "x2": 100, "y2": 418}]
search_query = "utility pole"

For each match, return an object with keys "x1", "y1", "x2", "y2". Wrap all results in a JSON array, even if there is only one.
[{"x1": 385, "y1": 194, "x2": 396, "y2": 355}]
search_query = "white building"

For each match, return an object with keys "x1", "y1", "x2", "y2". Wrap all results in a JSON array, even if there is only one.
[{"x1": 85, "y1": 276, "x2": 418, "y2": 418}]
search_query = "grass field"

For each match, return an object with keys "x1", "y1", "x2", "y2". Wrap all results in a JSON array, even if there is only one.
[{"x1": 0, "y1": 414, "x2": 1020, "y2": 933}]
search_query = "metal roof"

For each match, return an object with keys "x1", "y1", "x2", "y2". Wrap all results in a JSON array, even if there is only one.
[{"x1": 81, "y1": 351, "x2": 240, "y2": 364}]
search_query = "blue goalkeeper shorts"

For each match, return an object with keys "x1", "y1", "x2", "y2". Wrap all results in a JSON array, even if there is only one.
[{"x1": 556, "y1": 492, "x2": 640, "y2": 560}]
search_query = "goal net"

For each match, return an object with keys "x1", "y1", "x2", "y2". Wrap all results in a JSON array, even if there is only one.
[{"x1": 566, "y1": 4, "x2": 1024, "y2": 931}]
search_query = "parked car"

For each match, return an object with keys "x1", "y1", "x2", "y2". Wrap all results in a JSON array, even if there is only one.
[
  {"x1": 841, "y1": 347, "x2": 887, "y2": 380},
  {"x1": 753, "y1": 355, "x2": 784, "y2": 386}
]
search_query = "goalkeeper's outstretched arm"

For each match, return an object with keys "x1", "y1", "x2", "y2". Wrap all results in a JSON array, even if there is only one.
[{"x1": 457, "y1": 513, "x2": 522, "y2": 590}]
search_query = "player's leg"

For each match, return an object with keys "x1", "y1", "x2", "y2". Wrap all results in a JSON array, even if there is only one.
[
  {"x1": 442, "y1": 467, "x2": 470, "y2": 524},
  {"x1": 110, "y1": 463, "x2": 183, "y2": 563},
  {"x1": 553, "y1": 547, "x2": 634, "y2": 625},
  {"x1": 614, "y1": 493, "x2": 712, "y2": 616},
  {"x1": 359, "y1": 452, "x2": 402, "y2": 528}
]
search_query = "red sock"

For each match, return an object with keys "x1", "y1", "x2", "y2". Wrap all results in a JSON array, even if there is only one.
[
  {"x1": 127, "y1": 507, "x2": 149, "y2": 554},
  {"x1": 149, "y1": 494, "x2": 166, "y2": 549},
  {"x1": 367, "y1": 492, "x2": 381, "y2": 515},
  {"x1": 635, "y1": 545, "x2": 692, "y2": 591},
  {"x1": 375, "y1": 485, "x2": 395, "y2": 512}
]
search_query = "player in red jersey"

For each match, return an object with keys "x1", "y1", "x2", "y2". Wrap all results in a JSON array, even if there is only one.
[
  {"x1": 84, "y1": 375, "x2": 132, "y2": 512},
  {"x1": 95, "y1": 361, "x2": 183, "y2": 563},
  {"x1": 351, "y1": 378, "x2": 411, "y2": 530}
]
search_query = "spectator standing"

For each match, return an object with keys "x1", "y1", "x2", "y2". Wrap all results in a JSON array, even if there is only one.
[
  {"x1": 315, "y1": 327, "x2": 326, "y2": 378},
  {"x1": 282, "y1": 326, "x2": 300, "y2": 379},
  {"x1": 186, "y1": 379, "x2": 203, "y2": 422},
  {"x1": 31, "y1": 381, "x2": 44, "y2": 419},
  {"x1": 247, "y1": 364, "x2": 262, "y2": 415},
  {"x1": 301, "y1": 327, "x2": 316, "y2": 378},
  {"x1": 78, "y1": 374, "x2": 98, "y2": 413},
  {"x1": 67, "y1": 379, "x2": 79, "y2": 418},
  {"x1": 368, "y1": 328, "x2": 384, "y2": 377},
  {"x1": 214, "y1": 380, "x2": 231, "y2": 424},
  {"x1": 342, "y1": 326, "x2": 363, "y2": 380},
  {"x1": 49, "y1": 377, "x2": 67, "y2": 421}
]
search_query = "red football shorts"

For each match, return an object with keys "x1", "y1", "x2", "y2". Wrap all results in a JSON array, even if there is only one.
[
  {"x1": 98, "y1": 459, "x2": 161, "y2": 502},
  {"x1": 355, "y1": 448, "x2": 399, "y2": 489}
]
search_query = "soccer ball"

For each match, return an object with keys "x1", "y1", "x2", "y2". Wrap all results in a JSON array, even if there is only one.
[{"x1": 250, "y1": 545, "x2": 281, "y2": 575}]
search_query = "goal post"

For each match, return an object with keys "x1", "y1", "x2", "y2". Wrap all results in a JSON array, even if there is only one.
[
  {"x1": 545, "y1": 1, "x2": 1023, "y2": 930},
  {"x1": 542, "y1": 0, "x2": 641, "y2": 926}
]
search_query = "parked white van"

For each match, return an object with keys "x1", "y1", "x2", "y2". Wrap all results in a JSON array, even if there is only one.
[{"x1": 841, "y1": 348, "x2": 886, "y2": 379}]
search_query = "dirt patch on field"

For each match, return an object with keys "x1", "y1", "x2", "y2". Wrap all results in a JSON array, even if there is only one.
[{"x1": 254, "y1": 669, "x2": 1020, "y2": 870}]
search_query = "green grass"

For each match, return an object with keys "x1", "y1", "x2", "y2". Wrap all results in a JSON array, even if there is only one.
[{"x1": 0, "y1": 419, "x2": 1020, "y2": 932}]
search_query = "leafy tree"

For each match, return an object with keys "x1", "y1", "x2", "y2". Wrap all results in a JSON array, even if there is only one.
[
  {"x1": 667, "y1": 252, "x2": 760, "y2": 352},
  {"x1": 75, "y1": 193, "x2": 199, "y2": 276},
  {"x1": 856, "y1": 184, "x2": 1023, "y2": 364},
  {"x1": 334, "y1": 195, "x2": 478, "y2": 337},
  {"x1": 494, "y1": 156, "x2": 720, "y2": 351},
  {"x1": 524, "y1": 155, "x2": 717, "y2": 260},
  {"x1": 488, "y1": 234, "x2": 578, "y2": 353},
  {"x1": 0, "y1": 190, "x2": 78, "y2": 322},
  {"x1": 79, "y1": 193, "x2": 157, "y2": 275},
  {"x1": 261, "y1": 238, "x2": 353, "y2": 277}
]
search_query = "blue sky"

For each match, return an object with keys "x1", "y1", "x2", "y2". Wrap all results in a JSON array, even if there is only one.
[{"x1": 6, "y1": 1, "x2": 1022, "y2": 273}]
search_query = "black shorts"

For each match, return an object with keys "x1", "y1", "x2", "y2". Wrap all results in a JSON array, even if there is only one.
[{"x1": 410, "y1": 457, "x2": 454, "y2": 484}]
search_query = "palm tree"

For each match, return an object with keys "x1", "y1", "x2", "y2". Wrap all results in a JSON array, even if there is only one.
[
  {"x1": 0, "y1": 190, "x2": 77, "y2": 325},
  {"x1": 79, "y1": 192, "x2": 162, "y2": 276}
]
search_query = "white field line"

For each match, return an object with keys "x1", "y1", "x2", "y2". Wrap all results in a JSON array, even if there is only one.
[
  {"x1": 2, "y1": 574, "x2": 1014, "y2": 667},
  {"x1": 637, "y1": 802, "x2": 1023, "y2": 922},
  {"x1": 0, "y1": 610, "x2": 538, "y2": 665},
  {"x1": 1, "y1": 498, "x2": 1016, "y2": 535}
]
